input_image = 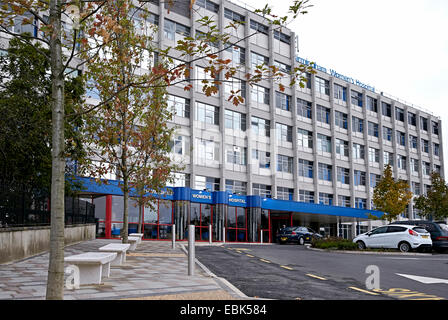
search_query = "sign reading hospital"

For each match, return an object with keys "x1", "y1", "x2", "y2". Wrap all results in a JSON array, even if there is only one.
[{"x1": 296, "y1": 57, "x2": 376, "y2": 93}]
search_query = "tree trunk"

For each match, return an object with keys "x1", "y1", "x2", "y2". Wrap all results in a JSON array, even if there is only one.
[
  {"x1": 122, "y1": 180, "x2": 129, "y2": 243},
  {"x1": 46, "y1": 0, "x2": 66, "y2": 300},
  {"x1": 138, "y1": 202, "x2": 143, "y2": 233}
]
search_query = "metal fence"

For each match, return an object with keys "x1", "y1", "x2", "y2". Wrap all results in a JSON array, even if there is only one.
[{"x1": 0, "y1": 185, "x2": 95, "y2": 228}]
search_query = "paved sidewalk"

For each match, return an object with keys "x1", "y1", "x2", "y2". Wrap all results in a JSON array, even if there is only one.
[{"x1": 0, "y1": 239, "x2": 248, "y2": 300}]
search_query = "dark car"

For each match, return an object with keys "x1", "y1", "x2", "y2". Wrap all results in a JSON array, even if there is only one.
[
  {"x1": 277, "y1": 226, "x2": 323, "y2": 245},
  {"x1": 390, "y1": 220, "x2": 448, "y2": 253}
]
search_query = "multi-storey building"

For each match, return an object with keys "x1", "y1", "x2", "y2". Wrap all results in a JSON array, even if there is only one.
[{"x1": 3, "y1": 0, "x2": 443, "y2": 242}]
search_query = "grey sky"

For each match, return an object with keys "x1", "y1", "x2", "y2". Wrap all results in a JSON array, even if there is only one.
[{"x1": 239, "y1": 0, "x2": 448, "y2": 171}]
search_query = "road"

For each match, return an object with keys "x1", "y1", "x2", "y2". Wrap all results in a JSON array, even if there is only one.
[{"x1": 195, "y1": 244, "x2": 448, "y2": 300}]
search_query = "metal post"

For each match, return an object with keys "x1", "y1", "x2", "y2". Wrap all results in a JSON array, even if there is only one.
[
  {"x1": 172, "y1": 224, "x2": 176, "y2": 250},
  {"x1": 260, "y1": 230, "x2": 263, "y2": 244},
  {"x1": 223, "y1": 226, "x2": 226, "y2": 244},
  {"x1": 209, "y1": 224, "x2": 212, "y2": 245},
  {"x1": 188, "y1": 225, "x2": 195, "y2": 276}
]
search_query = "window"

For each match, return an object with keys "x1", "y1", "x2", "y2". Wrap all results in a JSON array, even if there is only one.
[
  {"x1": 434, "y1": 164, "x2": 441, "y2": 174},
  {"x1": 273, "y1": 30, "x2": 291, "y2": 44},
  {"x1": 368, "y1": 122, "x2": 379, "y2": 137},
  {"x1": 315, "y1": 77, "x2": 329, "y2": 95},
  {"x1": 335, "y1": 111, "x2": 348, "y2": 129},
  {"x1": 352, "y1": 143, "x2": 365, "y2": 160},
  {"x1": 167, "y1": 95, "x2": 190, "y2": 118},
  {"x1": 251, "y1": 51, "x2": 269, "y2": 70},
  {"x1": 251, "y1": 116, "x2": 270, "y2": 137},
  {"x1": 299, "y1": 190, "x2": 314, "y2": 203},
  {"x1": 196, "y1": 0, "x2": 219, "y2": 13},
  {"x1": 396, "y1": 131, "x2": 406, "y2": 147},
  {"x1": 355, "y1": 198, "x2": 367, "y2": 209},
  {"x1": 409, "y1": 135, "x2": 418, "y2": 149},
  {"x1": 408, "y1": 112, "x2": 417, "y2": 126},
  {"x1": 224, "y1": 8, "x2": 245, "y2": 23},
  {"x1": 196, "y1": 66, "x2": 217, "y2": 92},
  {"x1": 395, "y1": 107, "x2": 404, "y2": 122},
  {"x1": 369, "y1": 147, "x2": 380, "y2": 163},
  {"x1": 383, "y1": 126, "x2": 393, "y2": 142},
  {"x1": 225, "y1": 45, "x2": 245, "y2": 65},
  {"x1": 274, "y1": 60, "x2": 291, "y2": 73},
  {"x1": 252, "y1": 150, "x2": 271, "y2": 169},
  {"x1": 226, "y1": 180, "x2": 247, "y2": 195},
  {"x1": 423, "y1": 162, "x2": 431, "y2": 176},
  {"x1": 317, "y1": 134, "x2": 331, "y2": 153},
  {"x1": 382, "y1": 102, "x2": 392, "y2": 117},
  {"x1": 253, "y1": 183, "x2": 272, "y2": 198},
  {"x1": 338, "y1": 196, "x2": 351, "y2": 207},
  {"x1": 366, "y1": 96, "x2": 378, "y2": 112},
  {"x1": 317, "y1": 105, "x2": 331, "y2": 124},
  {"x1": 370, "y1": 173, "x2": 380, "y2": 188},
  {"x1": 196, "y1": 102, "x2": 219, "y2": 125},
  {"x1": 251, "y1": 84, "x2": 269, "y2": 105},
  {"x1": 275, "y1": 92, "x2": 291, "y2": 111},
  {"x1": 335, "y1": 139, "x2": 349, "y2": 157},
  {"x1": 302, "y1": 72, "x2": 312, "y2": 89},
  {"x1": 167, "y1": 172, "x2": 190, "y2": 188},
  {"x1": 195, "y1": 175, "x2": 220, "y2": 191},
  {"x1": 226, "y1": 145, "x2": 247, "y2": 165},
  {"x1": 277, "y1": 154, "x2": 293, "y2": 173},
  {"x1": 354, "y1": 170, "x2": 366, "y2": 186},
  {"x1": 434, "y1": 143, "x2": 440, "y2": 157},
  {"x1": 432, "y1": 121, "x2": 439, "y2": 136},
  {"x1": 397, "y1": 155, "x2": 407, "y2": 170},
  {"x1": 277, "y1": 187, "x2": 293, "y2": 201},
  {"x1": 224, "y1": 78, "x2": 246, "y2": 100},
  {"x1": 297, "y1": 129, "x2": 313, "y2": 149},
  {"x1": 319, "y1": 193, "x2": 333, "y2": 206},
  {"x1": 196, "y1": 138, "x2": 220, "y2": 162},
  {"x1": 276, "y1": 123, "x2": 292, "y2": 142},
  {"x1": 334, "y1": 84, "x2": 347, "y2": 101},
  {"x1": 421, "y1": 139, "x2": 429, "y2": 153},
  {"x1": 337, "y1": 167, "x2": 350, "y2": 185},
  {"x1": 250, "y1": 20, "x2": 268, "y2": 35},
  {"x1": 170, "y1": 135, "x2": 190, "y2": 156},
  {"x1": 164, "y1": 19, "x2": 190, "y2": 40},
  {"x1": 298, "y1": 159, "x2": 313, "y2": 178},
  {"x1": 384, "y1": 151, "x2": 394, "y2": 166},
  {"x1": 351, "y1": 90, "x2": 363, "y2": 107},
  {"x1": 318, "y1": 163, "x2": 332, "y2": 182},
  {"x1": 412, "y1": 182, "x2": 421, "y2": 196},
  {"x1": 225, "y1": 109, "x2": 246, "y2": 131},
  {"x1": 352, "y1": 116, "x2": 364, "y2": 133},
  {"x1": 297, "y1": 99, "x2": 312, "y2": 119},
  {"x1": 420, "y1": 117, "x2": 428, "y2": 131},
  {"x1": 411, "y1": 158, "x2": 419, "y2": 173}
]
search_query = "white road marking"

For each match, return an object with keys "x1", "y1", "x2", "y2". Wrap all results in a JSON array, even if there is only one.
[{"x1": 396, "y1": 273, "x2": 448, "y2": 284}]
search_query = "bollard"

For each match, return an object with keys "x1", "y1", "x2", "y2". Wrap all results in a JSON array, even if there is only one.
[
  {"x1": 188, "y1": 225, "x2": 195, "y2": 276},
  {"x1": 260, "y1": 230, "x2": 263, "y2": 244},
  {"x1": 209, "y1": 224, "x2": 212, "y2": 245},
  {"x1": 172, "y1": 224, "x2": 176, "y2": 250},
  {"x1": 223, "y1": 226, "x2": 226, "y2": 244}
]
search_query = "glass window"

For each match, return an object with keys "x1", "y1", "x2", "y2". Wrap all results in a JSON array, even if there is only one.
[
  {"x1": 351, "y1": 90, "x2": 363, "y2": 107},
  {"x1": 297, "y1": 129, "x2": 313, "y2": 149},
  {"x1": 317, "y1": 134, "x2": 331, "y2": 153},
  {"x1": 225, "y1": 109, "x2": 246, "y2": 131},
  {"x1": 408, "y1": 112, "x2": 417, "y2": 126},
  {"x1": 298, "y1": 159, "x2": 313, "y2": 178},
  {"x1": 337, "y1": 167, "x2": 350, "y2": 185},
  {"x1": 273, "y1": 30, "x2": 291, "y2": 44},
  {"x1": 276, "y1": 123, "x2": 292, "y2": 142},
  {"x1": 299, "y1": 190, "x2": 315, "y2": 203},
  {"x1": 315, "y1": 77, "x2": 329, "y2": 95},
  {"x1": 318, "y1": 163, "x2": 332, "y2": 182},
  {"x1": 395, "y1": 107, "x2": 404, "y2": 122},
  {"x1": 250, "y1": 20, "x2": 268, "y2": 34},
  {"x1": 196, "y1": 102, "x2": 219, "y2": 125},
  {"x1": 335, "y1": 111, "x2": 348, "y2": 129},
  {"x1": 316, "y1": 105, "x2": 330, "y2": 124},
  {"x1": 334, "y1": 84, "x2": 347, "y2": 101},
  {"x1": 251, "y1": 117, "x2": 270, "y2": 137},
  {"x1": 297, "y1": 99, "x2": 312, "y2": 119},
  {"x1": 275, "y1": 92, "x2": 291, "y2": 111},
  {"x1": 382, "y1": 102, "x2": 391, "y2": 117},
  {"x1": 252, "y1": 150, "x2": 271, "y2": 169},
  {"x1": 251, "y1": 84, "x2": 270, "y2": 105},
  {"x1": 226, "y1": 145, "x2": 247, "y2": 165},
  {"x1": 168, "y1": 95, "x2": 190, "y2": 118},
  {"x1": 277, "y1": 154, "x2": 293, "y2": 173},
  {"x1": 251, "y1": 51, "x2": 269, "y2": 70},
  {"x1": 383, "y1": 126, "x2": 393, "y2": 142},
  {"x1": 352, "y1": 116, "x2": 364, "y2": 133},
  {"x1": 368, "y1": 122, "x2": 379, "y2": 137},
  {"x1": 366, "y1": 96, "x2": 378, "y2": 112},
  {"x1": 224, "y1": 8, "x2": 245, "y2": 23},
  {"x1": 335, "y1": 139, "x2": 349, "y2": 157}
]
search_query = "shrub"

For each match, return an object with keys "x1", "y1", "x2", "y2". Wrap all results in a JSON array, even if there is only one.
[{"x1": 311, "y1": 237, "x2": 358, "y2": 251}]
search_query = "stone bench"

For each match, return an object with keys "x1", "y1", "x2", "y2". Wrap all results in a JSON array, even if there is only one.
[
  {"x1": 64, "y1": 252, "x2": 117, "y2": 285},
  {"x1": 98, "y1": 243, "x2": 131, "y2": 266},
  {"x1": 129, "y1": 233, "x2": 144, "y2": 244},
  {"x1": 120, "y1": 236, "x2": 139, "y2": 251}
]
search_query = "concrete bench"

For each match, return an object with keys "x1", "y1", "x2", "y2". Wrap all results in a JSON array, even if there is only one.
[
  {"x1": 64, "y1": 252, "x2": 117, "y2": 285},
  {"x1": 98, "y1": 243, "x2": 131, "y2": 266},
  {"x1": 129, "y1": 233, "x2": 144, "y2": 244},
  {"x1": 120, "y1": 236, "x2": 139, "y2": 251}
]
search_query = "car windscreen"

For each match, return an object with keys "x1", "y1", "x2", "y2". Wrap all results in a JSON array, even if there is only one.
[
  {"x1": 283, "y1": 227, "x2": 295, "y2": 232},
  {"x1": 413, "y1": 227, "x2": 429, "y2": 234},
  {"x1": 437, "y1": 223, "x2": 448, "y2": 233}
]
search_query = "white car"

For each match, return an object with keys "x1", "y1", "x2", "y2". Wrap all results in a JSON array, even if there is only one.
[{"x1": 353, "y1": 224, "x2": 432, "y2": 252}]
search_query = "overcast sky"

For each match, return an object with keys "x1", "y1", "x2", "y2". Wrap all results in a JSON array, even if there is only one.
[{"x1": 240, "y1": 0, "x2": 448, "y2": 171}]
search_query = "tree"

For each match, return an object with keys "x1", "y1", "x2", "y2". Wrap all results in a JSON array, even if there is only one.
[
  {"x1": 372, "y1": 165, "x2": 413, "y2": 222},
  {"x1": 0, "y1": 0, "x2": 313, "y2": 299},
  {"x1": 414, "y1": 172, "x2": 448, "y2": 220}
]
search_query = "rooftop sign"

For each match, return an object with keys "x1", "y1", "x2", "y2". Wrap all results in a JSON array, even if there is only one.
[{"x1": 296, "y1": 57, "x2": 376, "y2": 93}]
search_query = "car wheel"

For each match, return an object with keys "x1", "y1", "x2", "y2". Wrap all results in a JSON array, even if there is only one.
[
  {"x1": 357, "y1": 241, "x2": 366, "y2": 250},
  {"x1": 298, "y1": 237, "x2": 305, "y2": 245},
  {"x1": 399, "y1": 242, "x2": 411, "y2": 253}
]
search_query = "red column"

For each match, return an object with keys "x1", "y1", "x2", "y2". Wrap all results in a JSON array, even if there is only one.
[{"x1": 105, "y1": 195, "x2": 112, "y2": 239}]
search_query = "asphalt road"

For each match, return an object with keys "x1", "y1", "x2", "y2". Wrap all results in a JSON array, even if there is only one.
[{"x1": 195, "y1": 244, "x2": 448, "y2": 300}]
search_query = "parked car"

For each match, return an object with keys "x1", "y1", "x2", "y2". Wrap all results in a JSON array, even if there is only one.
[
  {"x1": 390, "y1": 220, "x2": 448, "y2": 253},
  {"x1": 277, "y1": 226, "x2": 323, "y2": 245},
  {"x1": 353, "y1": 224, "x2": 432, "y2": 253}
]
